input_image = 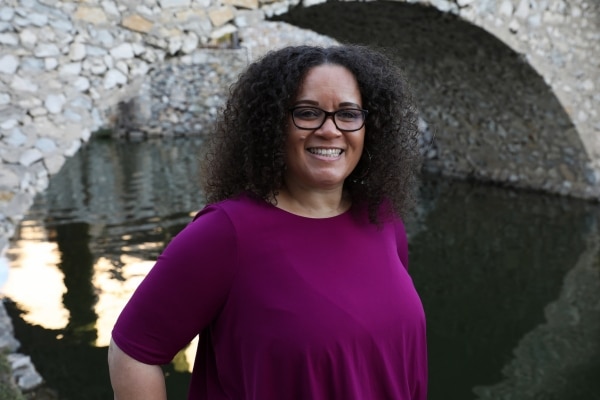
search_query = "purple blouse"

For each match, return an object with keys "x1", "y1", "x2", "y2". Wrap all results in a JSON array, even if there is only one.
[{"x1": 112, "y1": 194, "x2": 427, "y2": 399}]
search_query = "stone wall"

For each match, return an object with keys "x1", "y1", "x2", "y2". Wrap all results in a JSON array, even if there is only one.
[
  {"x1": 443, "y1": 0, "x2": 600, "y2": 197},
  {"x1": 274, "y1": 0, "x2": 600, "y2": 199},
  {"x1": 0, "y1": 0, "x2": 338, "y2": 252}
]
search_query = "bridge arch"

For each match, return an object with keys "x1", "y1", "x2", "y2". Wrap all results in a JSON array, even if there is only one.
[{"x1": 270, "y1": 0, "x2": 598, "y2": 196}]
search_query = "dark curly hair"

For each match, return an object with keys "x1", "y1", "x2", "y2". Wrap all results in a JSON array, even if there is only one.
[{"x1": 201, "y1": 44, "x2": 422, "y2": 224}]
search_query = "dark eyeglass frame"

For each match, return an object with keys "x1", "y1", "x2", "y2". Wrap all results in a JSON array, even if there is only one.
[{"x1": 289, "y1": 106, "x2": 369, "y2": 132}]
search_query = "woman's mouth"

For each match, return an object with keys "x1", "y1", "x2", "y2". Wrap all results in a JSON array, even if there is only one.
[{"x1": 307, "y1": 148, "x2": 343, "y2": 157}]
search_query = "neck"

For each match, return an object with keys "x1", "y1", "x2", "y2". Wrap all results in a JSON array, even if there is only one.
[{"x1": 275, "y1": 185, "x2": 350, "y2": 218}]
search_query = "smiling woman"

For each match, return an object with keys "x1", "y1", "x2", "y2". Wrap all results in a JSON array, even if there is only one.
[
  {"x1": 280, "y1": 64, "x2": 366, "y2": 215},
  {"x1": 108, "y1": 45, "x2": 426, "y2": 400}
]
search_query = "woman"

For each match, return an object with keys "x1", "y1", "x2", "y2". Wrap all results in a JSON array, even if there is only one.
[{"x1": 108, "y1": 44, "x2": 427, "y2": 399}]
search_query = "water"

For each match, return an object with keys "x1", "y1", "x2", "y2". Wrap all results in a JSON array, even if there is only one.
[{"x1": 2, "y1": 136, "x2": 600, "y2": 400}]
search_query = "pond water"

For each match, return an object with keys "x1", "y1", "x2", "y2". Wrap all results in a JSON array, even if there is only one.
[{"x1": 2, "y1": 136, "x2": 600, "y2": 400}]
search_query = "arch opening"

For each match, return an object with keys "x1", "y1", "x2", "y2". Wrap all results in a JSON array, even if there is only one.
[{"x1": 272, "y1": 1, "x2": 591, "y2": 196}]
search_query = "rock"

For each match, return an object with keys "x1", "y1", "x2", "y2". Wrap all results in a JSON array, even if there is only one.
[
  {"x1": 110, "y1": 43, "x2": 134, "y2": 59},
  {"x1": 159, "y1": 0, "x2": 192, "y2": 8},
  {"x1": 59, "y1": 62, "x2": 82, "y2": 75},
  {"x1": 499, "y1": 0, "x2": 513, "y2": 16},
  {"x1": 73, "y1": 76, "x2": 91, "y2": 91},
  {"x1": 121, "y1": 14, "x2": 154, "y2": 33},
  {"x1": 209, "y1": 23, "x2": 237, "y2": 40},
  {"x1": 29, "y1": 13, "x2": 49, "y2": 27},
  {"x1": 29, "y1": 107, "x2": 47, "y2": 117},
  {"x1": 234, "y1": 10, "x2": 264, "y2": 28},
  {"x1": 10, "y1": 76, "x2": 38, "y2": 92},
  {"x1": 95, "y1": 29, "x2": 115, "y2": 47},
  {"x1": 35, "y1": 138, "x2": 57, "y2": 153},
  {"x1": 20, "y1": 57, "x2": 45, "y2": 73},
  {"x1": 115, "y1": 60, "x2": 128, "y2": 75},
  {"x1": 19, "y1": 29, "x2": 37, "y2": 48},
  {"x1": 3, "y1": 128, "x2": 27, "y2": 147},
  {"x1": 181, "y1": 32, "x2": 199, "y2": 54},
  {"x1": 8, "y1": 353, "x2": 44, "y2": 391},
  {"x1": 223, "y1": 0, "x2": 259, "y2": 9},
  {"x1": 101, "y1": 0, "x2": 120, "y2": 17},
  {"x1": 69, "y1": 42, "x2": 87, "y2": 61},
  {"x1": 19, "y1": 148, "x2": 43, "y2": 166},
  {"x1": 0, "y1": 7, "x2": 15, "y2": 22},
  {"x1": 64, "y1": 139, "x2": 81, "y2": 157},
  {"x1": 43, "y1": 154, "x2": 65, "y2": 174},
  {"x1": 515, "y1": 0, "x2": 530, "y2": 19},
  {"x1": 208, "y1": 6, "x2": 235, "y2": 27},
  {"x1": 0, "y1": 169, "x2": 20, "y2": 188},
  {"x1": 0, "y1": 119, "x2": 17, "y2": 130},
  {"x1": 0, "y1": 333, "x2": 19, "y2": 354},
  {"x1": 103, "y1": 68, "x2": 127, "y2": 89},
  {"x1": 42, "y1": 58, "x2": 57, "y2": 71},
  {"x1": 73, "y1": 6, "x2": 108, "y2": 24},
  {"x1": 44, "y1": 94, "x2": 66, "y2": 114},
  {"x1": 33, "y1": 43, "x2": 60, "y2": 57},
  {"x1": 168, "y1": 34, "x2": 183, "y2": 54},
  {"x1": 0, "y1": 33, "x2": 18, "y2": 46},
  {"x1": 0, "y1": 54, "x2": 18, "y2": 74}
]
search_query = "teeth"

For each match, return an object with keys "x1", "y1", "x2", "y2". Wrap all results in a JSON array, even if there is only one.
[{"x1": 308, "y1": 148, "x2": 342, "y2": 157}]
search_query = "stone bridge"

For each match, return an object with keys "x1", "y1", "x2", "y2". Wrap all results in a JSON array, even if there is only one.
[
  {"x1": 1, "y1": 0, "x2": 599, "y2": 243},
  {"x1": 275, "y1": 1, "x2": 600, "y2": 197},
  {"x1": 0, "y1": 0, "x2": 599, "y2": 396}
]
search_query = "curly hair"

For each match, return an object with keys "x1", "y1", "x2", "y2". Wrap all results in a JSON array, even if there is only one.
[{"x1": 201, "y1": 44, "x2": 422, "y2": 224}]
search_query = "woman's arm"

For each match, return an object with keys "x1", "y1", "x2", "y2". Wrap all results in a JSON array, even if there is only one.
[
  {"x1": 108, "y1": 338, "x2": 167, "y2": 400},
  {"x1": 108, "y1": 205, "x2": 239, "y2": 398}
]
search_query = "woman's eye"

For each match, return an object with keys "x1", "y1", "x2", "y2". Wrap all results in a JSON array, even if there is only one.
[
  {"x1": 337, "y1": 110, "x2": 361, "y2": 120},
  {"x1": 295, "y1": 108, "x2": 321, "y2": 119}
]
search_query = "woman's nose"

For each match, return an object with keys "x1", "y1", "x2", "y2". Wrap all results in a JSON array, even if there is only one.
[{"x1": 315, "y1": 115, "x2": 342, "y2": 137}]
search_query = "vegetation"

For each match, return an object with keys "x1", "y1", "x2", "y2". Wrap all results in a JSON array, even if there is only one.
[{"x1": 0, "y1": 351, "x2": 25, "y2": 400}]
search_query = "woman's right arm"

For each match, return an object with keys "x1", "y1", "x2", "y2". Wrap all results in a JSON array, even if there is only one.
[
  {"x1": 108, "y1": 338, "x2": 167, "y2": 400},
  {"x1": 108, "y1": 205, "x2": 239, "y2": 398}
]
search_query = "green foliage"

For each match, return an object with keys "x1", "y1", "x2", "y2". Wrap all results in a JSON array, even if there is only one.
[{"x1": 0, "y1": 351, "x2": 25, "y2": 400}]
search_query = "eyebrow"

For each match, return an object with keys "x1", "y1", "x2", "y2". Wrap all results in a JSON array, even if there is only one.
[{"x1": 293, "y1": 100, "x2": 362, "y2": 108}]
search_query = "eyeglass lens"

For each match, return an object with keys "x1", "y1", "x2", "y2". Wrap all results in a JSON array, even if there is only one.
[{"x1": 291, "y1": 107, "x2": 367, "y2": 131}]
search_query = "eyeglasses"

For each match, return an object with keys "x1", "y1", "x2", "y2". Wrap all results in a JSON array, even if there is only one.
[{"x1": 289, "y1": 106, "x2": 368, "y2": 132}]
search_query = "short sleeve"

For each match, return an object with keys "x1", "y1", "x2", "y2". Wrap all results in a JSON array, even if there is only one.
[{"x1": 111, "y1": 205, "x2": 238, "y2": 365}]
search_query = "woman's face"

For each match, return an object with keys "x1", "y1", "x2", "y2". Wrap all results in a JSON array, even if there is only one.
[{"x1": 284, "y1": 64, "x2": 365, "y2": 193}]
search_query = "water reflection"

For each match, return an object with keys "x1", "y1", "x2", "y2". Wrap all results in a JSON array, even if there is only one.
[
  {"x1": 2, "y1": 137, "x2": 600, "y2": 400},
  {"x1": 3, "y1": 137, "x2": 205, "y2": 399},
  {"x1": 411, "y1": 179, "x2": 600, "y2": 399},
  {"x1": 4, "y1": 226, "x2": 66, "y2": 329}
]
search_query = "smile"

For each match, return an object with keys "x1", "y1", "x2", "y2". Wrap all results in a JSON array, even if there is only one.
[{"x1": 307, "y1": 148, "x2": 343, "y2": 157}]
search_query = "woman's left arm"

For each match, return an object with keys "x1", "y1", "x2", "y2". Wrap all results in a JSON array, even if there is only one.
[{"x1": 108, "y1": 338, "x2": 167, "y2": 400}]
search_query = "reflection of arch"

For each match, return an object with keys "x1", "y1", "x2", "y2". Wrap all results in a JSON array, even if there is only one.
[
  {"x1": 53, "y1": 222, "x2": 98, "y2": 343},
  {"x1": 405, "y1": 176, "x2": 600, "y2": 399},
  {"x1": 473, "y1": 233, "x2": 600, "y2": 400},
  {"x1": 272, "y1": 2, "x2": 591, "y2": 194}
]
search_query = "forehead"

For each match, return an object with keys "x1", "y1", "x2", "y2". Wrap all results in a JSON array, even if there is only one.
[{"x1": 296, "y1": 64, "x2": 361, "y2": 101}]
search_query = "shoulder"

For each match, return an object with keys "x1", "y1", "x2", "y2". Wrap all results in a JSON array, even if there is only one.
[
  {"x1": 194, "y1": 193, "x2": 265, "y2": 219},
  {"x1": 192, "y1": 193, "x2": 278, "y2": 234}
]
